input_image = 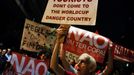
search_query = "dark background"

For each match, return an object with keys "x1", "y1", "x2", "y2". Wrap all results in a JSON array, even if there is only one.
[{"x1": 0, "y1": 0, "x2": 134, "y2": 50}]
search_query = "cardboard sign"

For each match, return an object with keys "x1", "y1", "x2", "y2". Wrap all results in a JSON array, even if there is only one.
[
  {"x1": 20, "y1": 19, "x2": 56, "y2": 52},
  {"x1": 42, "y1": 0, "x2": 98, "y2": 25}
]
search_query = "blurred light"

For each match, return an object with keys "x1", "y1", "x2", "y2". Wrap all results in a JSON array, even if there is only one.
[{"x1": 126, "y1": 63, "x2": 129, "y2": 67}]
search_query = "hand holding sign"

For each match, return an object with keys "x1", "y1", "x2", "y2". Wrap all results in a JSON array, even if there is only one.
[{"x1": 56, "y1": 24, "x2": 70, "y2": 43}]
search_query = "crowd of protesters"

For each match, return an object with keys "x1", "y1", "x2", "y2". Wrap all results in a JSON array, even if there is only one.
[
  {"x1": 49, "y1": 25, "x2": 134, "y2": 75},
  {"x1": 0, "y1": 47, "x2": 133, "y2": 75},
  {"x1": 0, "y1": 26, "x2": 134, "y2": 75}
]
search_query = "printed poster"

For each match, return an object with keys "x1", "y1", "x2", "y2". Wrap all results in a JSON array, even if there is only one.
[
  {"x1": 64, "y1": 26, "x2": 110, "y2": 63},
  {"x1": 3, "y1": 52, "x2": 48, "y2": 75},
  {"x1": 114, "y1": 44, "x2": 134, "y2": 62}
]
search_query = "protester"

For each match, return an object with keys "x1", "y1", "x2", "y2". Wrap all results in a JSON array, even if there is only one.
[
  {"x1": 0, "y1": 49, "x2": 2, "y2": 55},
  {"x1": 50, "y1": 25, "x2": 113, "y2": 75},
  {"x1": 0, "y1": 49, "x2": 8, "y2": 74},
  {"x1": 5, "y1": 48, "x2": 12, "y2": 62},
  {"x1": 5, "y1": 48, "x2": 12, "y2": 70}
]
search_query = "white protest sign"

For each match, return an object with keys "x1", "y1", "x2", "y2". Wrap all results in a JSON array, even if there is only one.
[{"x1": 42, "y1": 0, "x2": 98, "y2": 25}]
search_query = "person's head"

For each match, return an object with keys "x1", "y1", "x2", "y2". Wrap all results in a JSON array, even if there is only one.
[
  {"x1": 76, "y1": 53, "x2": 97, "y2": 75},
  {"x1": 7, "y1": 48, "x2": 12, "y2": 54},
  {"x1": 0, "y1": 49, "x2": 2, "y2": 53},
  {"x1": 2, "y1": 49, "x2": 7, "y2": 55}
]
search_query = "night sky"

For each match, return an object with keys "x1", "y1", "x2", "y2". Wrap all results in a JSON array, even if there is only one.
[{"x1": 0, "y1": 0, "x2": 134, "y2": 50}]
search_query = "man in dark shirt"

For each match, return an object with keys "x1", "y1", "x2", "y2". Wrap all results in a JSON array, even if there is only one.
[{"x1": 0, "y1": 49, "x2": 8, "y2": 74}]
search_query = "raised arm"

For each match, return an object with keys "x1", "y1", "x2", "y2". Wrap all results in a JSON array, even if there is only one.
[
  {"x1": 59, "y1": 43, "x2": 76, "y2": 72},
  {"x1": 102, "y1": 42, "x2": 113, "y2": 75},
  {"x1": 50, "y1": 25, "x2": 70, "y2": 75},
  {"x1": 50, "y1": 40, "x2": 65, "y2": 75}
]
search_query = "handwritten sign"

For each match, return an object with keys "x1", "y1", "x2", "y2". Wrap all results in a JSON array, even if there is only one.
[
  {"x1": 20, "y1": 19, "x2": 56, "y2": 52},
  {"x1": 42, "y1": 0, "x2": 98, "y2": 25}
]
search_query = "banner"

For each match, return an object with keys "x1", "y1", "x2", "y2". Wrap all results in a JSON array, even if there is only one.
[
  {"x1": 42, "y1": 0, "x2": 98, "y2": 25},
  {"x1": 64, "y1": 26, "x2": 110, "y2": 63},
  {"x1": 20, "y1": 19, "x2": 56, "y2": 52},
  {"x1": 114, "y1": 44, "x2": 134, "y2": 62},
  {"x1": 3, "y1": 52, "x2": 48, "y2": 75}
]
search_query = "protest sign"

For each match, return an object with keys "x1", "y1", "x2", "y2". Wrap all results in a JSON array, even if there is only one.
[
  {"x1": 114, "y1": 44, "x2": 134, "y2": 62},
  {"x1": 3, "y1": 52, "x2": 48, "y2": 75},
  {"x1": 64, "y1": 26, "x2": 110, "y2": 63},
  {"x1": 20, "y1": 19, "x2": 56, "y2": 52},
  {"x1": 42, "y1": 0, "x2": 98, "y2": 25}
]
